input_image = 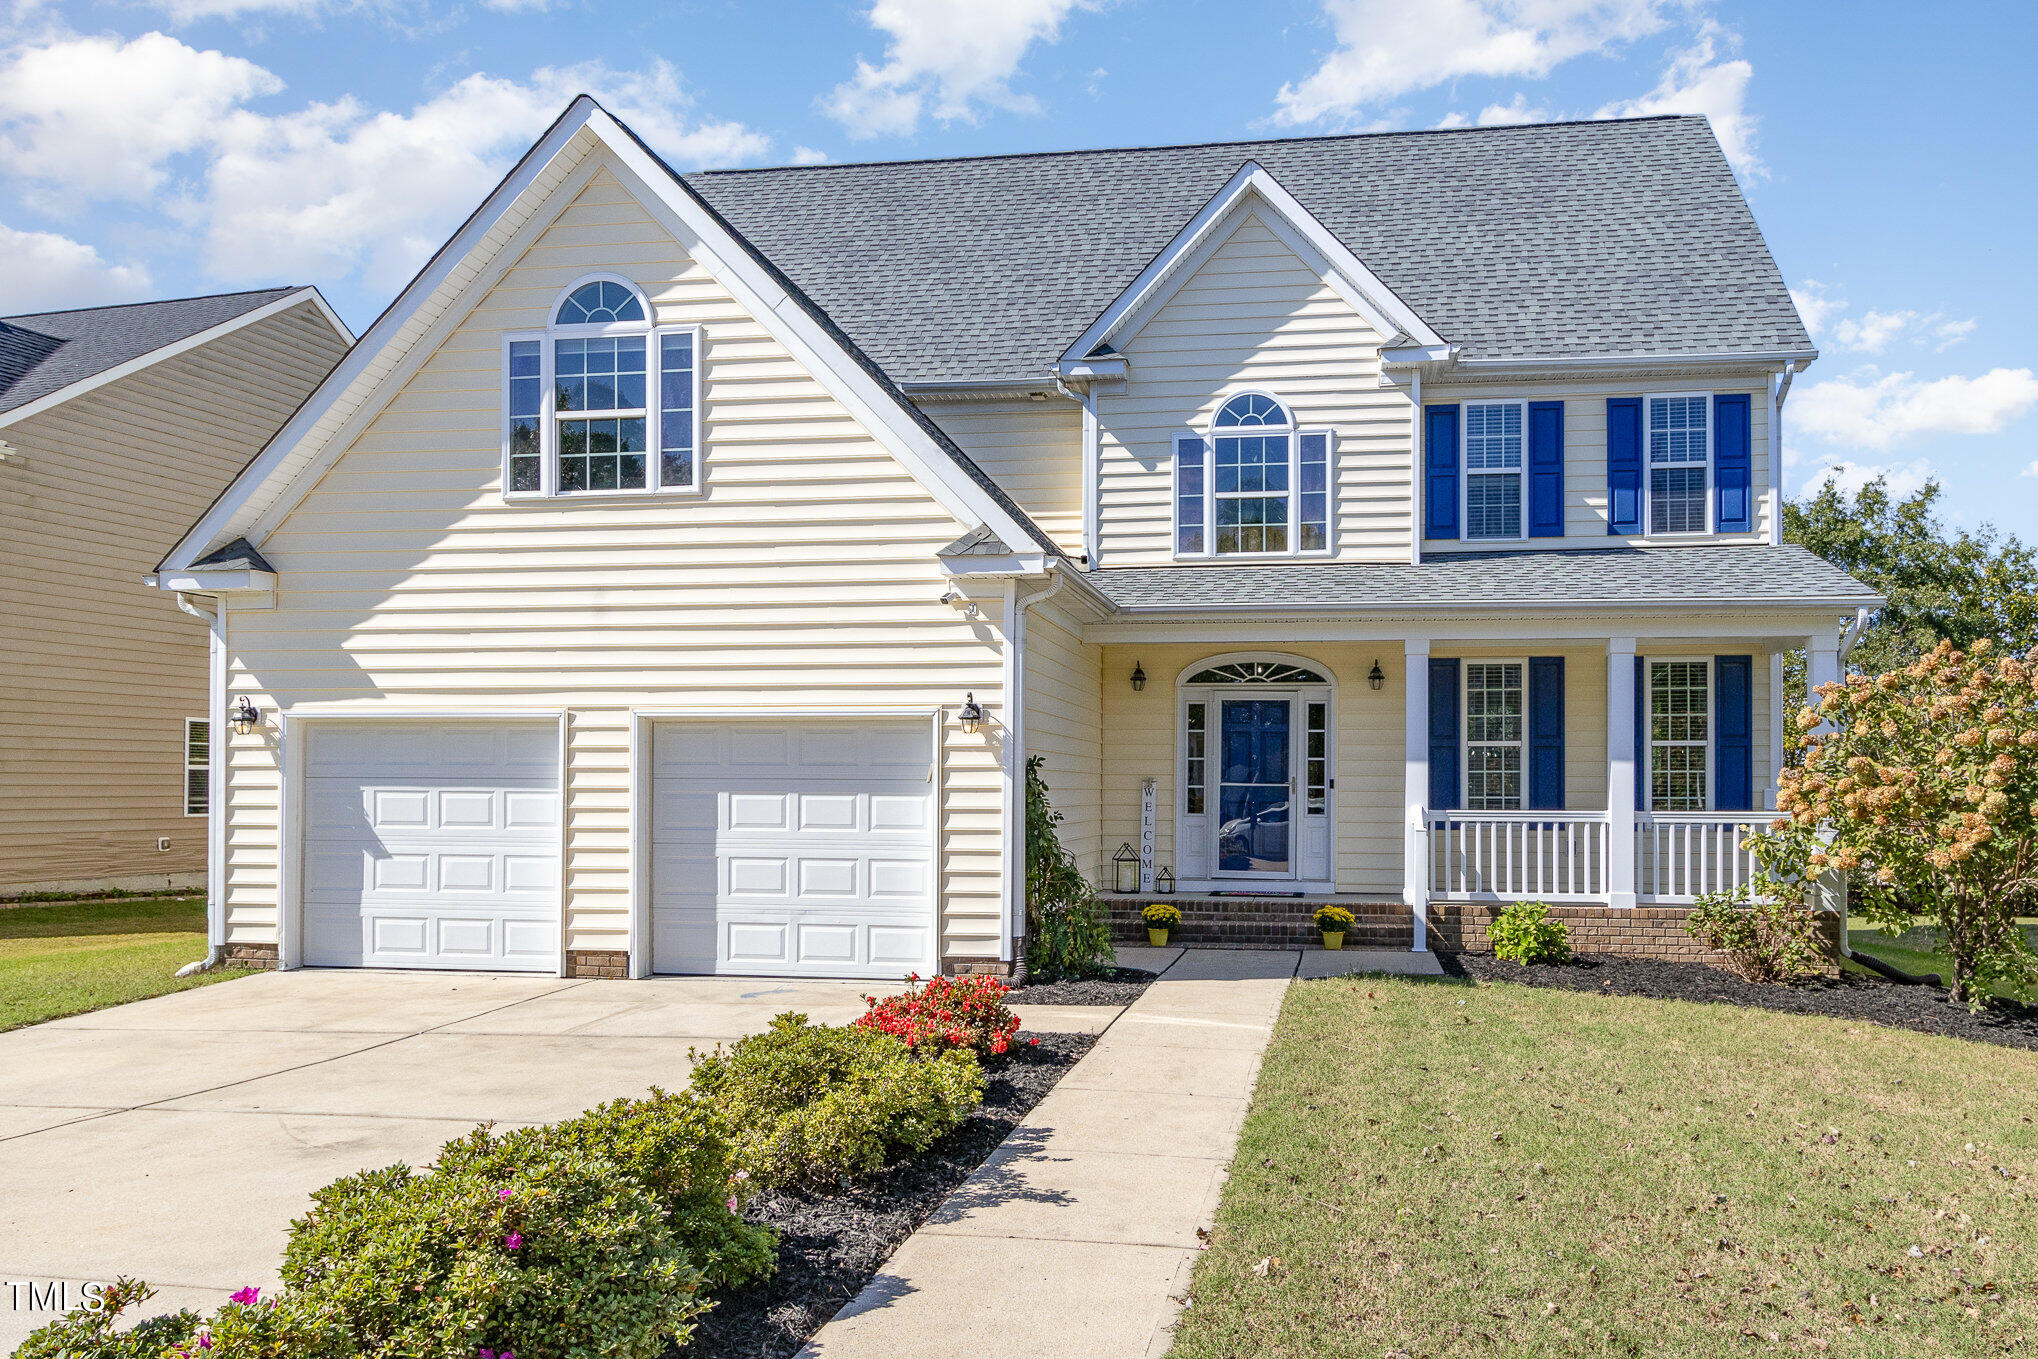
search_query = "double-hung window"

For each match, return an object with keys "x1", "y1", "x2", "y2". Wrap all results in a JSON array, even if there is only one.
[
  {"x1": 1463, "y1": 661, "x2": 1524, "y2": 810},
  {"x1": 1648, "y1": 659, "x2": 1710, "y2": 810},
  {"x1": 1175, "y1": 393, "x2": 1331, "y2": 558},
  {"x1": 1462, "y1": 401, "x2": 1525, "y2": 539},
  {"x1": 1647, "y1": 394, "x2": 1709, "y2": 534},
  {"x1": 184, "y1": 718, "x2": 209, "y2": 817},
  {"x1": 505, "y1": 277, "x2": 701, "y2": 499}
]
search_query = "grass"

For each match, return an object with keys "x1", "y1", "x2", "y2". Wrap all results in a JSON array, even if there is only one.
[
  {"x1": 0, "y1": 896, "x2": 253, "y2": 1031},
  {"x1": 1170, "y1": 975, "x2": 2035, "y2": 1358},
  {"x1": 1847, "y1": 919, "x2": 2038, "y2": 1003}
]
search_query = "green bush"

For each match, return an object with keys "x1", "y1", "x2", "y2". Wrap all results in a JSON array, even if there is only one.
[
  {"x1": 281, "y1": 1151, "x2": 705, "y2": 1359},
  {"x1": 15, "y1": 1279, "x2": 203, "y2": 1359},
  {"x1": 18, "y1": 1280, "x2": 341, "y2": 1359},
  {"x1": 1487, "y1": 901, "x2": 1571, "y2": 965},
  {"x1": 1685, "y1": 888, "x2": 1829, "y2": 983},
  {"x1": 690, "y1": 1013, "x2": 983, "y2": 1189},
  {"x1": 1025, "y1": 756, "x2": 1117, "y2": 980},
  {"x1": 435, "y1": 1086, "x2": 777, "y2": 1289}
]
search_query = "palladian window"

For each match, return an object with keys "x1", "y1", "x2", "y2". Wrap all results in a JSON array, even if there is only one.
[{"x1": 1174, "y1": 393, "x2": 1332, "y2": 558}]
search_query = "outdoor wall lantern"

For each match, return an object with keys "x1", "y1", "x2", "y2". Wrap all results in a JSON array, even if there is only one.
[
  {"x1": 1368, "y1": 661, "x2": 1386, "y2": 691},
  {"x1": 1130, "y1": 662, "x2": 1147, "y2": 692},
  {"x1": 1156, "y1": 867, "x2": 1174, "y2": 894},
  {"x1": 1113, "y1": 841, "x2": 1140, "y2": 894},
  {"x1": 230, "y1": 696, "x2": 261, "y2": 736},
  {"x1": 957, "y1": 693, "x2": 983, "y2": 735}
]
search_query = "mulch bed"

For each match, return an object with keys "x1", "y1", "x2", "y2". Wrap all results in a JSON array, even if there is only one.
[
  {"x1": 1440, "y1": 951, "x2": 2038, "y2": 1053},
  {"x1": 1005, "y1": 965, "x2": 1155, "y2": 1006},
  {"x1": 683, "y1": 1031, "x2": 1095, "y2": 1359}
]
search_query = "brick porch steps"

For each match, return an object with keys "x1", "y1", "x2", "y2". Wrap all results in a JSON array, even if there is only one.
[{"x1": 1105, "y1": 895, "x2": 1412, "y2": 949}]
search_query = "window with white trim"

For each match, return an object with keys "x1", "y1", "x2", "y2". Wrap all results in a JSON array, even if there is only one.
[
  {"x1": 1647, "y1": 394, "x2": 1709, "y2": 534},
  {"x1": 1648, "y1": 659, "x2": 1710, "y2": 811},
  {"x1": 505, "y1": 277, "x2": 701, "y2": 499},
  {"x1": 1462, "y1": 401, "x2": 1524, "y2": 540},
  {"x1": 1185, "y1": 701, "x2": 1207, "y2": 815},
  {"x1": 1463, "y1": 662, "x2": 1523, "y2": 810},
  {"x1": 1175, "y1": 393, "x2": 1332, "y2": 558},
  {"x1": 183, "y1": 718, "x2": 209, "y2": 817}
]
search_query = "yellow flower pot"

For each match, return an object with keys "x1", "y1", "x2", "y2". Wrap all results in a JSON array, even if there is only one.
[
  {"x1": 1147, "y1": 927, "x2": 1170, "y2": 946},
  {"x1": 1321, "y1": 931, "x2": 1345, "y2": 951}
]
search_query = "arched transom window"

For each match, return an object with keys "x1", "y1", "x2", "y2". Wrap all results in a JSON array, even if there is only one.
[
  {"x1": 1184, "y1": 660, "x2": 1328, "y2": 685},
  {"x1": 1173, "y1": 393, "x2": 1332, "y2": 557},
  {"x1": 504, "y1": 277, "x2": 701, "y2": 499}
]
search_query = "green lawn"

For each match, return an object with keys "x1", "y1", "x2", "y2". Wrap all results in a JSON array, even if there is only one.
[
  {"x1": 0, "y1": 896, "x2": 253, "y2": 1030},
  {"x1": 1848, "y1": 919, "x2": 2038, "y2": 1003},
  {"x1": 1171, "y1": 975, "x2": 2034, "y2": 1358}
]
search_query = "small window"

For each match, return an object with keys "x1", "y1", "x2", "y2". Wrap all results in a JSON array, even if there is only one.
[
  {"x1": 1185, "y1": 702, "x2": 1207, "y2": 815},
  {"x1": 1463, "y1": 662, "x2": 1523, "y2": 810},
  {"x1": 1305, "y1": 701, "x2": 1327, "y2": 814},
  {"x1": 1649, "y1": 660, "x2": 1710, "y2": 810},
  {"x1": 1175, "y1": 436, "x2": 1205, "y2": 554},
  {"x1": 184, "y1": 718, "x2": 209, "y2": 817},
  {"x1": 1462, "y1": 401, "x2": 1524, "y2": 540},
  {"x1": 1647, "y1": 395, "x2": 1709, "y2": 534}
]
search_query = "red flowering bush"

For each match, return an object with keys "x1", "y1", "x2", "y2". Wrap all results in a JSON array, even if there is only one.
[{"x1": 855, "y1": 973, "x2": 1032, "y2": 1059}]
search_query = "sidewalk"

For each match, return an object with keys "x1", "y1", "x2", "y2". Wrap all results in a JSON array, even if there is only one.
[{"x1": 800, "y1": 945, "x2": 1439, "y2": 1358}]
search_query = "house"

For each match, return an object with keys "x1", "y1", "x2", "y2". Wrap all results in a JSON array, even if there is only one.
[
  {"x1": 151, "y1": 98, "x2": 1878, "y2": 980},
  {"x1": 1, "y1": 290, "x2": 351, "y2": 896}
]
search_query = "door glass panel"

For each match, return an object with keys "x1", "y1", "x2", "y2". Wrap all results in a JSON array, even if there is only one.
[{"x1": 1217, "y1": 699, "x2": 1291, "y2": 874}]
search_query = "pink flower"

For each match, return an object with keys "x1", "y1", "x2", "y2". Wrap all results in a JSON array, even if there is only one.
[
  {"x1": 498, "y1": 1188, "x2": 513, "y2": 1200},
  {"x1": 727, "y1": 1196, "x2": 738, "y2": 1212},
  {"x1": 229, "y1": 1286, "x2": 260, "y2": 1306},
  {"x1": 197, "y1": 1338, "x2": 213, "y2": 1351},
  {"x1": 481, "y1": 1350, "x2": 496, "y2": 1359},
  {"x1": 503, "y1": 1232, "x2": 523, "y2": 1251}
]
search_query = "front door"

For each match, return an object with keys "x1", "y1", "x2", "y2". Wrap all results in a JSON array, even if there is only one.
[{"x1": 1217, "y1": 698, "x2": 1292, "y2": 876}]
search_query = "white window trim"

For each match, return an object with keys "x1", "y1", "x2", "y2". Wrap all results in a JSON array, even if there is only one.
[
  {"x1": 1643, "y1": 655, "x2": 1714, "y2": 813},
  {"x1": 501, "y1": 274, "x2": 705, "y2": 502},
  {"x1": 1172, "y1": 392, "x2": 1335, "y2": 561},
  {"x1": 183, "y1": 717, "x2": 209, "y2": 817},
  {"x1": 1459, "y1": 398, "x2": 1528, "y2": 543},
  {"x1": 1461, "y1": 658, "x2": 1526, "y2": 812},
  {"x1": 1641, "y1": 391, "x2": 1713, "y2": 538}
]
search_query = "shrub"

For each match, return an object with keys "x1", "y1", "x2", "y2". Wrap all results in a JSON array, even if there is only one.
[
  {"x1": 1685, "y1": 888, "x2": 1829, "y2": 983},
  {"x1": 17, "y1": 1280, "x2": 340, "y2": 1359},
  {"x1": 15, "y1": 1279, "x2": 203, "y2": 1359},
  {"x1": 1313, "y1": 905, "x2": 1356, "y2": 933},
  {"x1": 690, "y1": 1013, "x2": 984, "y2": 1189},
  {"x1": 434, "y1": 1086, "x2": 777, "y2": 1290},
  {"x1": 1487, "y1": 902, "x2": 1570, "y2": 965},
  {"x1": 1025, "y1": 756, "x2": 1117, "y2": 981},
  {"x1": 1141, "y1": 901, "x2": 1181, "y2": 930},
  {"x1": 280, "y1": 1151, "x2": 705, "y2": 1359},
  {"x1": 856, "y1": 972, "x2": 1027, "y2": 1059}
]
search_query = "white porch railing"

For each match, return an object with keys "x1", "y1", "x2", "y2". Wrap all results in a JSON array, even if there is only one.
[
  {"x1": 1635, "y1": 812, "x2": 1769, "y2": 903},
  {"x1": 1426, "y1": 811, "x2": 1609, "y2": 901}
]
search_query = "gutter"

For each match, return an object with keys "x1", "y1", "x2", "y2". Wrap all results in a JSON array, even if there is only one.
[{"x1": 173, "y1": 592, "x2": 228, "y2": 975}]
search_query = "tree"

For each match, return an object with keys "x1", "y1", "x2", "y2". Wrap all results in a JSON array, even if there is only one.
[{"x1": 1750, "y1": 639, "x2": 2038, "y2": 1004}]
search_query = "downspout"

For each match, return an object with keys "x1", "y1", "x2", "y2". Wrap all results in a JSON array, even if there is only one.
[
  {"x1": 174, "y1": 592, "x2": 228, "y2": 975},
  {"x1": 1004, "y1": 564, "x2": 1070, "y2": 984}
]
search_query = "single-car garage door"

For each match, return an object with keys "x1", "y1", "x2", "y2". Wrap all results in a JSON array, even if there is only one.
[
  {"x1": 651, "y1": 719, "x2": 936, "y2": 979},
  {"x1": 300, "y1": 721, "x2": 560, "y2": 971}
]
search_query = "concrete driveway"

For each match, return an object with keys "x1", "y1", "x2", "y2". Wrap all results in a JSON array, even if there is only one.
[{"x1": 0, "y1": 968, "x2": 1107, "y2": 1349}]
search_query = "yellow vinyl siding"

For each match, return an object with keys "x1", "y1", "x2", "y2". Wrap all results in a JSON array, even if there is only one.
[
  {"x1": 0, "y1": 302, "x2": 344, "y2": 893},
  {"x1": 1020, "y1": 597, "x2": 1103, "y2": 883},
  {"x1": 924, "y1": 398, "x2": 1084, "y2": 555},
  {"x1": 224, "y1": 163, "x2": 1010, "y2": 961},
  {"x1": 1096, "y1": 213, "x2": 1414, "y2": 566}
]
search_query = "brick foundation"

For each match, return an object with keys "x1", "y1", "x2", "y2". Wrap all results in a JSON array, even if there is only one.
[
  {"x1": 564, "y1": 949, "x2": 630, "y2": 979},
  {"x1": 221, "y1": 941, "x2": 279, "y2": 970},
  {"x1": 1106, "y1": 895, "x2": 1411, "y2": 949},
  {"x1": 1428, "y1": 902, "x2": 1841, "y2": 969},
  {"x1": 943, "y1": 957, "x2": 1018, "y2": 978}
]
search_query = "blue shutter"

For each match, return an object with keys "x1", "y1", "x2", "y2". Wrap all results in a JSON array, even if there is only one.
[
  {"x1": 1527, "y1": 656, "x2": 1565, "y2": 809},
  {"x1": 1607, "y1": 397, "x2": 1643, "y2": 535},
  {"x1": 1424, "y1": 405, "x2": 1459, "y2": 540},
  {"x1": 1428, "y1": 658, "x2": 1460, "y2": 810},
  {"x1": 1633, "y1": 654, "x2": 1647, "y2": 811},
  {"x1": 1714, "y1": 655, "x2": 1754, "y2": 810},
  {"x1": 1527, "y1": 400, "x2": 1565, "y2": 538},
  {"x1": 1714, "y1": 393, "x2": 1752, "y2": 533}
]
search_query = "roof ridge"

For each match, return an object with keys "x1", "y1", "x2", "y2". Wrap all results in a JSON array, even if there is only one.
[
  {"x1": 690, "y1": 113, "x2": 1699, "y2": 179},
  {"x1": 2, "y1": 285, "x2": 302, "y2": 325}
]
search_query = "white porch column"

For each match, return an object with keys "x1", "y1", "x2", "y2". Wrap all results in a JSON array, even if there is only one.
[
  {"x1": 1403, "y1": 638, "x2": 1431, "y2": 952},
  {"x1": 1806, "y1": 634, "x2": 1845, "y2": 919},
  {"x1": 1606, "y1": 637, "x2": 1637, "y2": 909}
]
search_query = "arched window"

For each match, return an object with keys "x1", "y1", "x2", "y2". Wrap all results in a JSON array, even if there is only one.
[
  {"x1": 1173, "y1": 392, "x2": 1331, "y2": 558},
  {"x1": 504, "y1": 276, "x2": 700, "y2": 499},
  {"x1": 1184, "y1": 660, "x2": 1328, "y2": 685}
]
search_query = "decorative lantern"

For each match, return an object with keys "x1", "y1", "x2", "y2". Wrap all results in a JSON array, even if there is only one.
[
  {"x1": 1130, "y1": 662, "x2": 1147, "y2": 692},
  {"x1": 1112, "y1": 841, "x2": 1140, "y2": 894},
  {"x1": 1367, "y1": 661, "x2": 1386, "y2": 691},
  {"x1": 957, "y1": 692, "x2": 983, "y2": 735},
  {"x1": 1156, "y1": 867, "x2": 1174, "y2": 895},
  {"x1": 230, "y1": 696, "x2": 261, "y2": 736}
]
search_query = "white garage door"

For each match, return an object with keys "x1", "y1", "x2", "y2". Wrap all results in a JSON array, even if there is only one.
[
  {"x1": 300, "y1": 722, "x2": 560, "y2": 972},
  {"x1": 651, "y1": 719, "x2": 936, "y2": 979}
]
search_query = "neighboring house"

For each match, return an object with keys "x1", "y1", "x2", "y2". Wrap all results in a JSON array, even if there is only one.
[
  {"x1": 153, "y1": 99, "x2": 1878, "y2": 980},
  {"x1": 2, "y1": 290, "x2": 351, "y2": 896}
]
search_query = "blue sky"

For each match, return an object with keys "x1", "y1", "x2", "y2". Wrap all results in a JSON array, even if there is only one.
[{"x1": 3, "y1": 0, "x2": 2033, "y2": 535}]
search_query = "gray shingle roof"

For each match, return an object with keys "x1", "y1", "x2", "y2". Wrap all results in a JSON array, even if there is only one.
[
  {"x1": 938, "y1": 524, "x2": 1014, "y2": 558},
  {"x1": 0, "y1": 288, "x2": 301, "y2": 418},
  {"x1": 1088, "y1": 546, "x2": 1881, "y2": 613},
  {"x1": 687, "y1": 116, "x2": 1810, "y2": 386},
  {"x1": 190, "y1": 537, "x2": 276, "y2": 573}
]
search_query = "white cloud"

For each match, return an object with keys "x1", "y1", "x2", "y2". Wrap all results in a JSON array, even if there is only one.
[
  {"x1": 1274, "y1": 0, "x2": 1672, "y2": 127},
  {"x1": 2021, "y1": 459, "x2": 2038, "y2": 480},
  {"x1": 790, "y1": 145, "x2": 832, "y2": 165},
  {"x1": 0, "y1": 221, "x2": 153, "y2": 310},
  {"x1": 1928, "y1": 316, "x2": 1976, "y2": 350},
  {"x1": 1832, "y1": 308, "x2": 1917, "y2": 354},
  {"x1": 823, "y1": 0, "x2": 1088, "y2": 138},
  {"x1": 1791, "y1": 283, "x2": 1979, "y2": 354},
  {"x1": 1799, "y1": 456, "x2": 1937, "y2": 502},
  {"x1": 1789, "y1": 280, "x2": 1842, "y2": 338},
  {"x1": 1791, "y1": 366, "x2": 2038, "y2": 451},
  {"x1": 0, "y1": 31, "x2": 281, "y2": 199},
  {"x1": 1593, "y1": 27, "x2": 1760, "y2": 175},
  {"x1": 1475, "y1": 94, "x2": 1551, "y2": 125},
  {"x1": 151, "y1": 0, "x2": 330, "y2": 20}
]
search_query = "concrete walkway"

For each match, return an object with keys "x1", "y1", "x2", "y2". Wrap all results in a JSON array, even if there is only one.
[{"x1": 801, "y1": 944, "x2": 1440, "y2": 1358}]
